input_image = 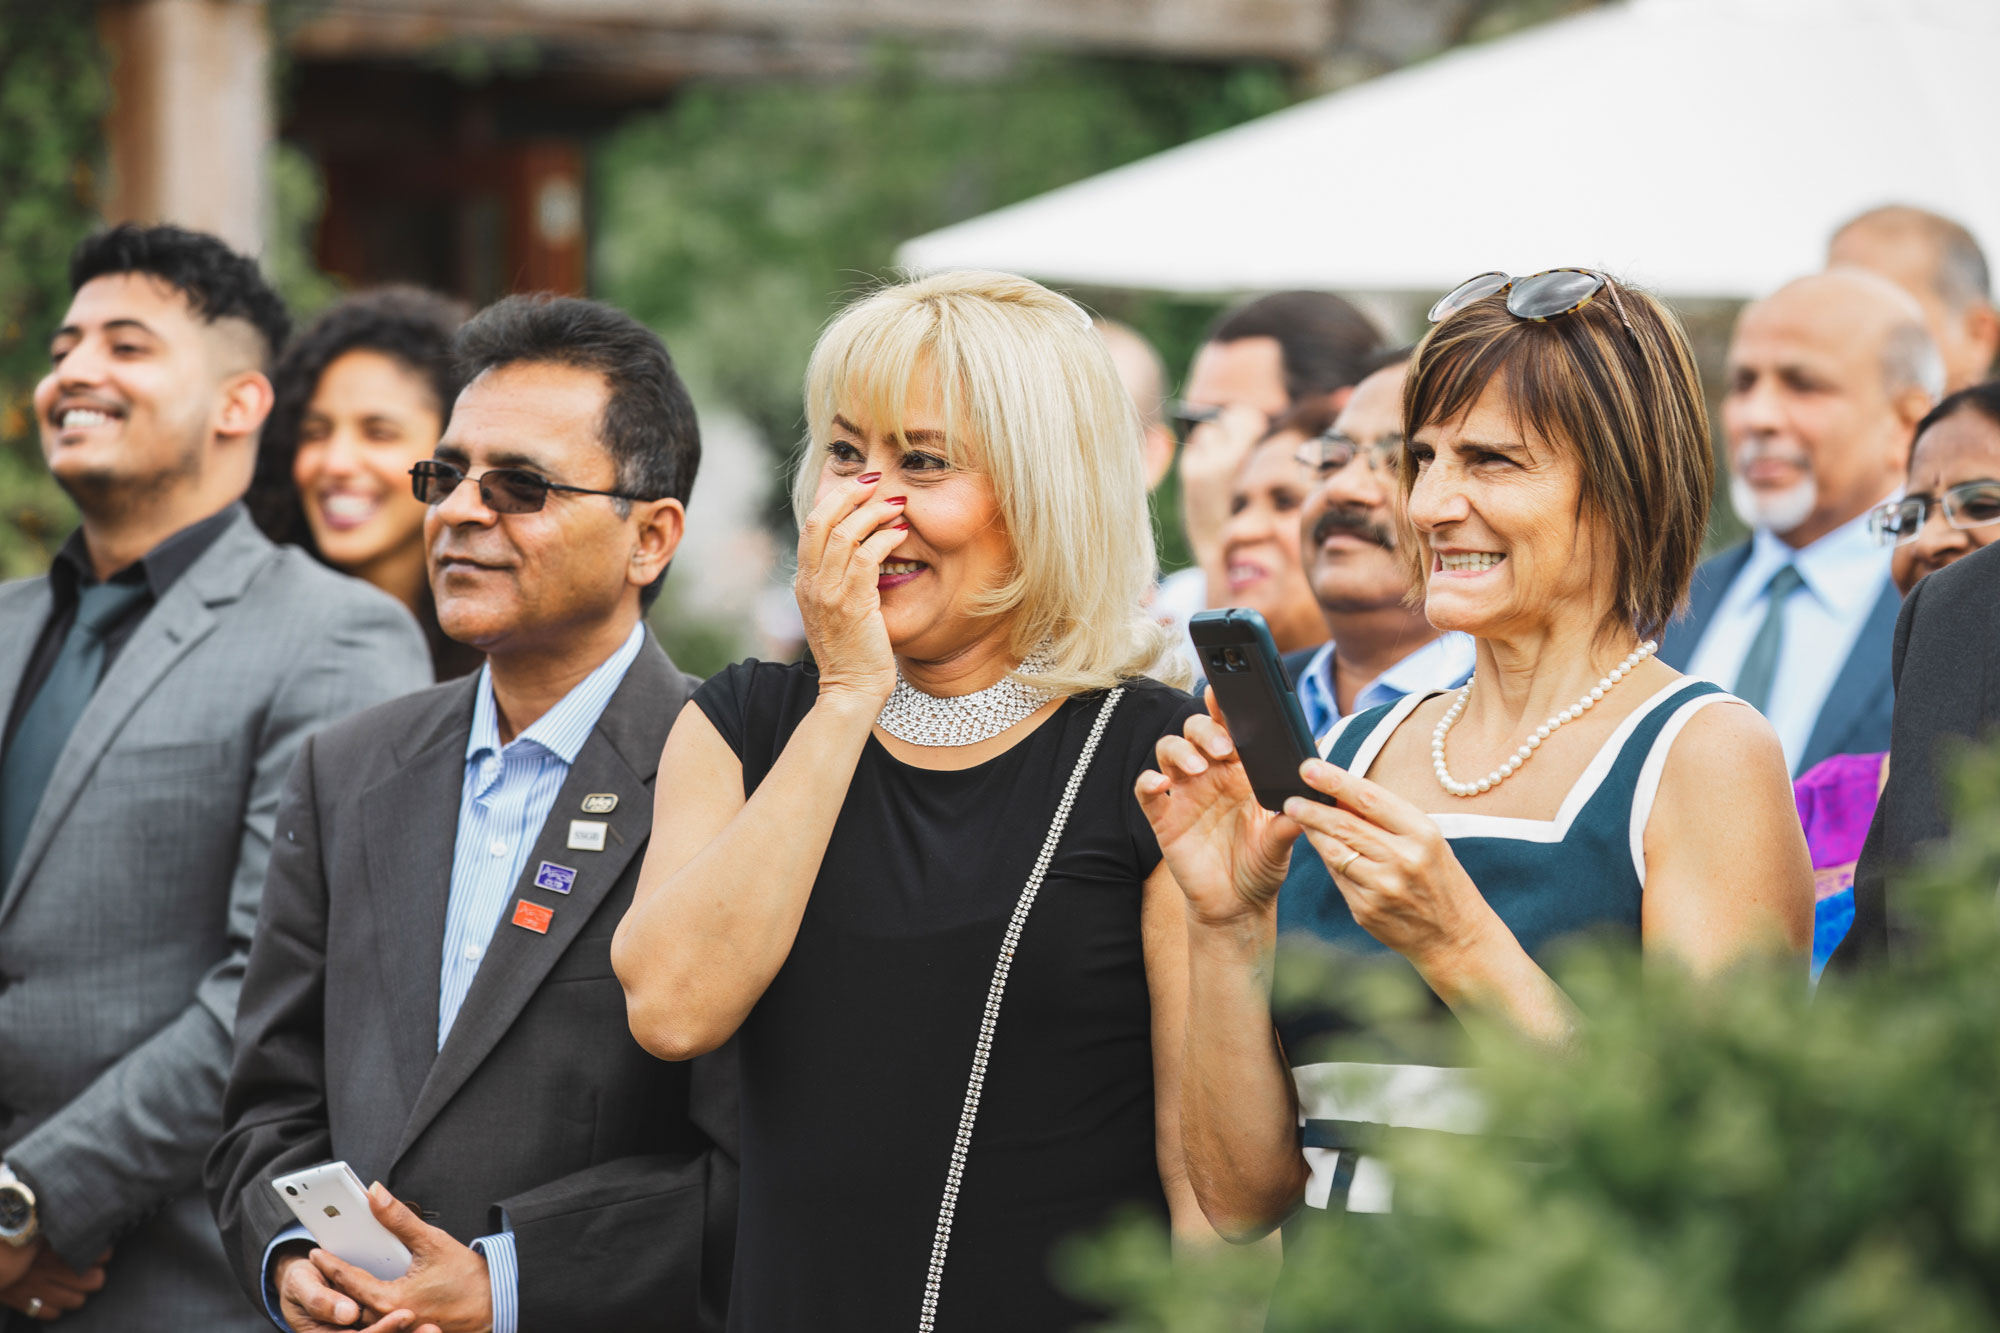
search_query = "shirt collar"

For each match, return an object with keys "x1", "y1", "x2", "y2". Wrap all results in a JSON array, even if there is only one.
[
  {"x1": 465, "y1": 621, "x2": 646, "y2": 766},
  {"x1": 49, "y1": 503, "x2": 243, "y2": 604},
  {"x1": 1747, "y1": 502, "x2": 1894, "y2": 617},
  {"x1": 1306, "y1": 631, "x2": 1478, "y2": 708}
]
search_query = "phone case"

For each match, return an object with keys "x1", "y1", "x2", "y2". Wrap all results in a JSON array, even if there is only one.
[
  {"x1": 1189, "y1": 608, "x2": 1336, "y2": 812},
  {"x1": 271, "y1": 1162, "x2": 413, "y2": 1281}
]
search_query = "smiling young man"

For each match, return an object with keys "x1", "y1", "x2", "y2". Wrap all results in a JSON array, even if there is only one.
[
  {"x1": 206, "y1": 295, "x2": 738, "y2": 1333},
  {"x1": 1283, "y1": 356, "x2": 1475, "y2": 740},
  {"x1": 0, "y1": 225, "x2": 432, "y2": 1330},
  {"x1": 1660, "y1": 269, "x2": 1942, "y2": 775}
]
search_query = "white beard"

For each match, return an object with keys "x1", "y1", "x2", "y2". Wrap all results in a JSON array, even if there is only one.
[{"x1": 1730, "y1": 473, "x2": 1819, "y2": 536}]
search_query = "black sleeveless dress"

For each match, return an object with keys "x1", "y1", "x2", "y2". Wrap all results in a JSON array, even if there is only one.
[{"x1": 693, "y1": 660, "x2": 1201, "y2": 1332}]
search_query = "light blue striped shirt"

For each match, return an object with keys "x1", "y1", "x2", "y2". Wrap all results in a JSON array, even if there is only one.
[{"x1": 258, "y1": 622, "x2": 642, "y2": 1333}]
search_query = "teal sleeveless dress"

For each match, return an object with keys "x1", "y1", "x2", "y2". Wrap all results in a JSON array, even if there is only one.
[{"x1": 1274, "y1": 676, "x2": 1740, "y2": 1214}]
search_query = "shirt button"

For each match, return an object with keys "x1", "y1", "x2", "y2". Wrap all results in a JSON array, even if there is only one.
[
  {"x1": 489, "y1": 839, "x2": 508, "y2": 857},
  {"x1": 462, "y1": 941, "x2": 483, "y2": 963}
]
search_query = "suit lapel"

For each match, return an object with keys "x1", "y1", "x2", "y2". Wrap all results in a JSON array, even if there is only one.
[
  {"x1": 0, "y1": 581, "x2": 52, "y2": 743},
  {"x1": 1659, "y1": 542, "x2": 1751, "y2": 670},
  {"x1": 1799, "y1": 573, "x2": 1900, "y2": 772},
  {"x1": 0, "y1": 519, "x2": 267, "y2": 925},
  {"x1": 390, "y1": 638, "x2": 686, "y2": 1166},
  {"x1": 359, "y1": 683, "x2": 479, "y2": 1120}
]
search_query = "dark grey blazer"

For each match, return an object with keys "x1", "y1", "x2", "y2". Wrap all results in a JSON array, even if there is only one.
[
  {"x1": 0, "y1": 509, "x2": 432, "y2": 1332},
  {"x1": 1831, "y1": 541, "x2": 2000, "y2": 968},
  {"x1": 1659, "y1": 541, "x2": 1899, "y2": 775},
  {"x1": 205, "y1": 633, "x2": 738, "y2": 1332}
]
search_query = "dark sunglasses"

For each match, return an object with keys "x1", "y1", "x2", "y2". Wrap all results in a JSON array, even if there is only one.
[
  {"x1": 1428, "y1": 267, "x2": 1636, "y2": 334},
  {"x1": 409, "y1": 459, "x2": 648, "y2": 514},
  {"x1": 1168, "y1": 400, "x2": 1273, "y2": 446}
]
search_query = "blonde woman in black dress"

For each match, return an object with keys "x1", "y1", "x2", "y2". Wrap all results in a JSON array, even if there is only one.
[{"x1": 614, "y1": 272, "x2": 1209, "y2": 1331}]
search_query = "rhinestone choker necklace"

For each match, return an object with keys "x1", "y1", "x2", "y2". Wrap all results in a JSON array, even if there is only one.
[{"x1": 876, "y1": 647, "x2": 1058, "y2": 747}]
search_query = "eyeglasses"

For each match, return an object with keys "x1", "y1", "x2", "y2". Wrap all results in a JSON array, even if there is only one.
[
  {"x1": 1868, "y1": 481, "x2": 2000, "y2": 546},
  {"x1": 409, "y1": 459, "x2": 648, "y2": 514},
  {"x1": 1428, "y1": 267, "x2": 1636, "y2": 334},
  {"x1": 1296, "y1": 429, "x2": 1401, "y2": 478},
  {"x1": 1168, "y1": 400, "x2": 1271, "y2": 446}
]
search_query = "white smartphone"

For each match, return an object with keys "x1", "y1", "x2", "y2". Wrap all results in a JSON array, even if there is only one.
[{"x1": 270, "y1": 1161, "x2": 412, "y2": 1281}]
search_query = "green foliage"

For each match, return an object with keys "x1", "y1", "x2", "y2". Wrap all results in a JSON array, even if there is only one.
[
  {"x1": 1071, "y1": 745, "x2": 2000, "y2": 1331},
  {"x1": 0, "y1": 0, "x2": 106, "y2": 577},
  {"x1": 593, "y1": 50, "x2": 1295, "y2": 565}
]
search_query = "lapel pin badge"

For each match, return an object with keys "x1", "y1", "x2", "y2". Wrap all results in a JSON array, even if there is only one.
[
  {"x1": 511, "y1": 899, "x2": 554, "y2": 934},
  {"x1": 533, "y1": 861, "x2": 576, "y2": 895},
  {"x1": 567, "y1": 819, "x2": 608, "y2": 852},
  {"x1": 581, "y1": 793, "x2": 618, "y2": 814}
]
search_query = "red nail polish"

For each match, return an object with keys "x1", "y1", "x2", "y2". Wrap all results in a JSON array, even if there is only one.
[
  {"x1": 886, "y1": 496, "x2": 908, "y2": 505},
  {"x1": 858, "y1": 472, "x2": 882, "y2": 484},
  {"x1": 892, "y1": 521, "x2": 910, "y2": 530}
]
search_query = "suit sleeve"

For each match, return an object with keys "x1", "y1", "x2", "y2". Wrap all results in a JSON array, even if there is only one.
[
  {"x1": 7, "y1": 595, "x2": 430, "y2": 1271},
  {"x1": 498, "y1": 1039, "x2": 740, "y2": 1333}
]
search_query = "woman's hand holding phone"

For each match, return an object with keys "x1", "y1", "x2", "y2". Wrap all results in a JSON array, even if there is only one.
[
  {"x1": 796, "y1": 471, "x2": 910, "y2": 709},
  {"x1": 1136, "y1": 690, "x2": 1304, "y2": 929}
]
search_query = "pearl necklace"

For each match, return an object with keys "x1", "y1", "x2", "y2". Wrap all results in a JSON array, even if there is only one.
[
  {"x1": 1431, "y1": 640, "x2": 1657, "y2": 798},
  {"x1": 876, "y1": 646, "x2": 1058, "y2": 747}
]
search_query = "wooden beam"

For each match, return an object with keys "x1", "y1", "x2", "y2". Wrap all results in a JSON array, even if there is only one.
[{"x1": 100, "y1": 0, "x2": 271, "y2": 254}]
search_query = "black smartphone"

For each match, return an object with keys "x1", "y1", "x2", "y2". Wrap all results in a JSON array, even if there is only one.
[{"x1": 1189, "y1": 608, "x2": 1334, "y2": 812}]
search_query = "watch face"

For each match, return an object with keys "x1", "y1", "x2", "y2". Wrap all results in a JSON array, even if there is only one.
[{"x1": 0, "y1": 1189, "x2": 27, "y2": 1233}]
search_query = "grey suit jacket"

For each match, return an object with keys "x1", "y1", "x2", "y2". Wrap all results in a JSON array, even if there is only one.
[
  {"x1": 1831, "y1": 541, "x2": 2000, "y2": 968},
  {"x1": 0, "y1": 509, "x2": 432, "y2": 1331},
  {"x1": 1659, "y1": 541, "x2": 1899, "y2": 775},
  {"x1": 206, "y1": 634, "x2": 739, "y2": 1332}
]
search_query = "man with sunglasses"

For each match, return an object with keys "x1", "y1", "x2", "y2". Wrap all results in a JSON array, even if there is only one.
[
  {"x1": 1157, "y1": 291, "x2": 1382, "y2": 670},
  {"x1": 209, "y1": 295, "x2": 738, "y2": 1333},
  {"x1": 1660, "y1": 270, "x2": 1942, "y2": 777},
  {"x1": 0, "y1": 225, "x2": 430, "y2": 1332},
  {"x1": 1283, "y1": 353, "x2": 1475, "y2": 740}
]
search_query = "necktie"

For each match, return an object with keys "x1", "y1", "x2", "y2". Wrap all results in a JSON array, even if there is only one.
[
  {"x1": 0, "y1": 580, "x2": 150, "y2": 885},
  {"x1": 1731, "y1": 564, "x2": 1805, "y2": 714}
]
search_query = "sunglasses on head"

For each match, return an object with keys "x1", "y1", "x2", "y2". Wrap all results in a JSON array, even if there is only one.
[
  {"x1": 1429, "y1": 267, "x2": 1637, "y2": 335},
  {"x1": 409, "y1": 459, "x2": 648, "y2": 514}
]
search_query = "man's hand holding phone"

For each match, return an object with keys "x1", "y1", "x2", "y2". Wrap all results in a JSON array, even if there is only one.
[
  {"x1": 307, "y1": 1183, "x2": 493, "y2": 1333},
  {"x1": 274, "y1": 1245, "x2": 413, "y2": 1333}
]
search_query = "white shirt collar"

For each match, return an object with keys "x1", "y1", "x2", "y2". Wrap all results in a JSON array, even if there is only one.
[{"x1": 1745, "y1": 501, "x2": 1895, "y2": 618}]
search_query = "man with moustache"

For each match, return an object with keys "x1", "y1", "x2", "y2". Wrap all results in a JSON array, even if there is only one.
[
  {"x1": 1829, "y1": 205, "x2": 1999, "y2": 393},
  {"x1": 1283, "y1": 354, "x2": 1475, "y2": 740},
  {"x1": 0, "y1": 225, "x2": 431, "y2": 1329},
  {"x1": 1661, "y1": 270, "x2": 1942, "y2": 775},
  {"x1": 207, "y1": 295, "x2": 737, "y2": 1333}
]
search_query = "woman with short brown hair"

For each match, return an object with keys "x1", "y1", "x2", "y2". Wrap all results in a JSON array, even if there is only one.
[{"x1": 1139, "y1": 270, "x2": 1811, "y2": 1241}]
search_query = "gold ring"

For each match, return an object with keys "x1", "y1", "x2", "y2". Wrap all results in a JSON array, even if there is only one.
[{"x1": 1337, "y1": 849, "x2": 1361, "y2": 877}]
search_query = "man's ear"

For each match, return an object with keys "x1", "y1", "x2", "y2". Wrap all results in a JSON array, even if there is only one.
[
  {"x1": 628, "y1": 496, "x2": 686, "y2": 592},
  {"x1": 214, "y1": 369, "x2": 275, "y2": 444},
  {"x1": 1965, "y1": 303, "x2": 2000, "y2": 379}
]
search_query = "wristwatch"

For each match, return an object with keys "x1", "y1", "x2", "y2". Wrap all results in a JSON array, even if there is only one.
[{"x1": 0, "y1": 1165, "x2": 38, "y2": 1248}]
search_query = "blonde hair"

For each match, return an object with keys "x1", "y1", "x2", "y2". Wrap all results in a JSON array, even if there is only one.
[{"x1": 796, "y1": 270, "x2": 1187, "y2": 694}]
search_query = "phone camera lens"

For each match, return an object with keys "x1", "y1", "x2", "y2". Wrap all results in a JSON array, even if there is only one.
[
  {"x1": 1222, "y1": 648, "x2": 1246, "y2": 671},
  {"x1": 285, "y1": 1185, "x2": 299, "y2": 1197}
]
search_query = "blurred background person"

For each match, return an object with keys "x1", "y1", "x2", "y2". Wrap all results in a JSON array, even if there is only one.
[
  {"x1": 1094, "y1": 317, "x2": 1176, "y2": 493},
  {"x1": 1138, "y1": 270, "x2": 1809, "y2": 1248},
  {"x1": 1828, "y1": 205, "x2": 1999, "y2": 393},
  {"x1": 614, "y1": 271, "x2": 1208, "y2": 1332},
  {"x1": 1157, "y1": 291, "x2": 1383, "y2": 668},
  {"x1": 0, "y1": 224, "x2": 429, "y2": 1331},
  {"x1": 1794, "y1": 381, "x2": 2000, "y2": 976},
  {"x1": 1215, "y1": 401, "x2": 1336, "y2": 659},
  {"x1": 251, "y1": 286, "x2": 481, "y2": 679},
  {"x1": 1286, "y1": 351, "x2": 1475, "y2": 740},
  {"x1": 1660, "y1": 269, "x2": 1941, "y2": 775}
]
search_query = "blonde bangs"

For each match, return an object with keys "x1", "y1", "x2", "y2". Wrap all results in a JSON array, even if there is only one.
[{"x1": 794, "y1": 270, "x2": 1188, "y2": 694}]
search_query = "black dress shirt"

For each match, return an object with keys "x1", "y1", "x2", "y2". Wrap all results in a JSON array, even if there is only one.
[{"x1": 3, "y1": 504, "x2": 243, "y2": 749}]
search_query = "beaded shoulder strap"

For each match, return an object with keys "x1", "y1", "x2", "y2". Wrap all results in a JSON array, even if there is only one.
[{"x1": 917, "y1": 686, "x2": 1125, "y2": 1331}]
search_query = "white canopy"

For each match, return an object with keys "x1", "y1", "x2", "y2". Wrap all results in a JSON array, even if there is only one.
[{"x1": 897, "y1": 0, "x2": 2000, "y2": 300}]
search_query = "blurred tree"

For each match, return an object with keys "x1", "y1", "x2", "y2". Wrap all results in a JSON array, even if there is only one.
[
  {"x1": 594, "y1": 49, "x2": 1298, "y2": 573},
  {"x1": 1067, "y1": 745, "x2": 2000, "y2": 1332},
  {"x1": 0, "y1": 0, "x2": 106, "y2": 578}
]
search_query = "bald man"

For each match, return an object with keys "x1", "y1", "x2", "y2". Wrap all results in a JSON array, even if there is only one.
[
  {"x1": 1829, "y1": 205, "x2": 2000, "y2": 392},
  {"x1": 1093, "y1": 318, "x2": 1175, "y2": 493},
  {"x1": 1660, "y1": 270, "x2": 1943, "y2": 774}
]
